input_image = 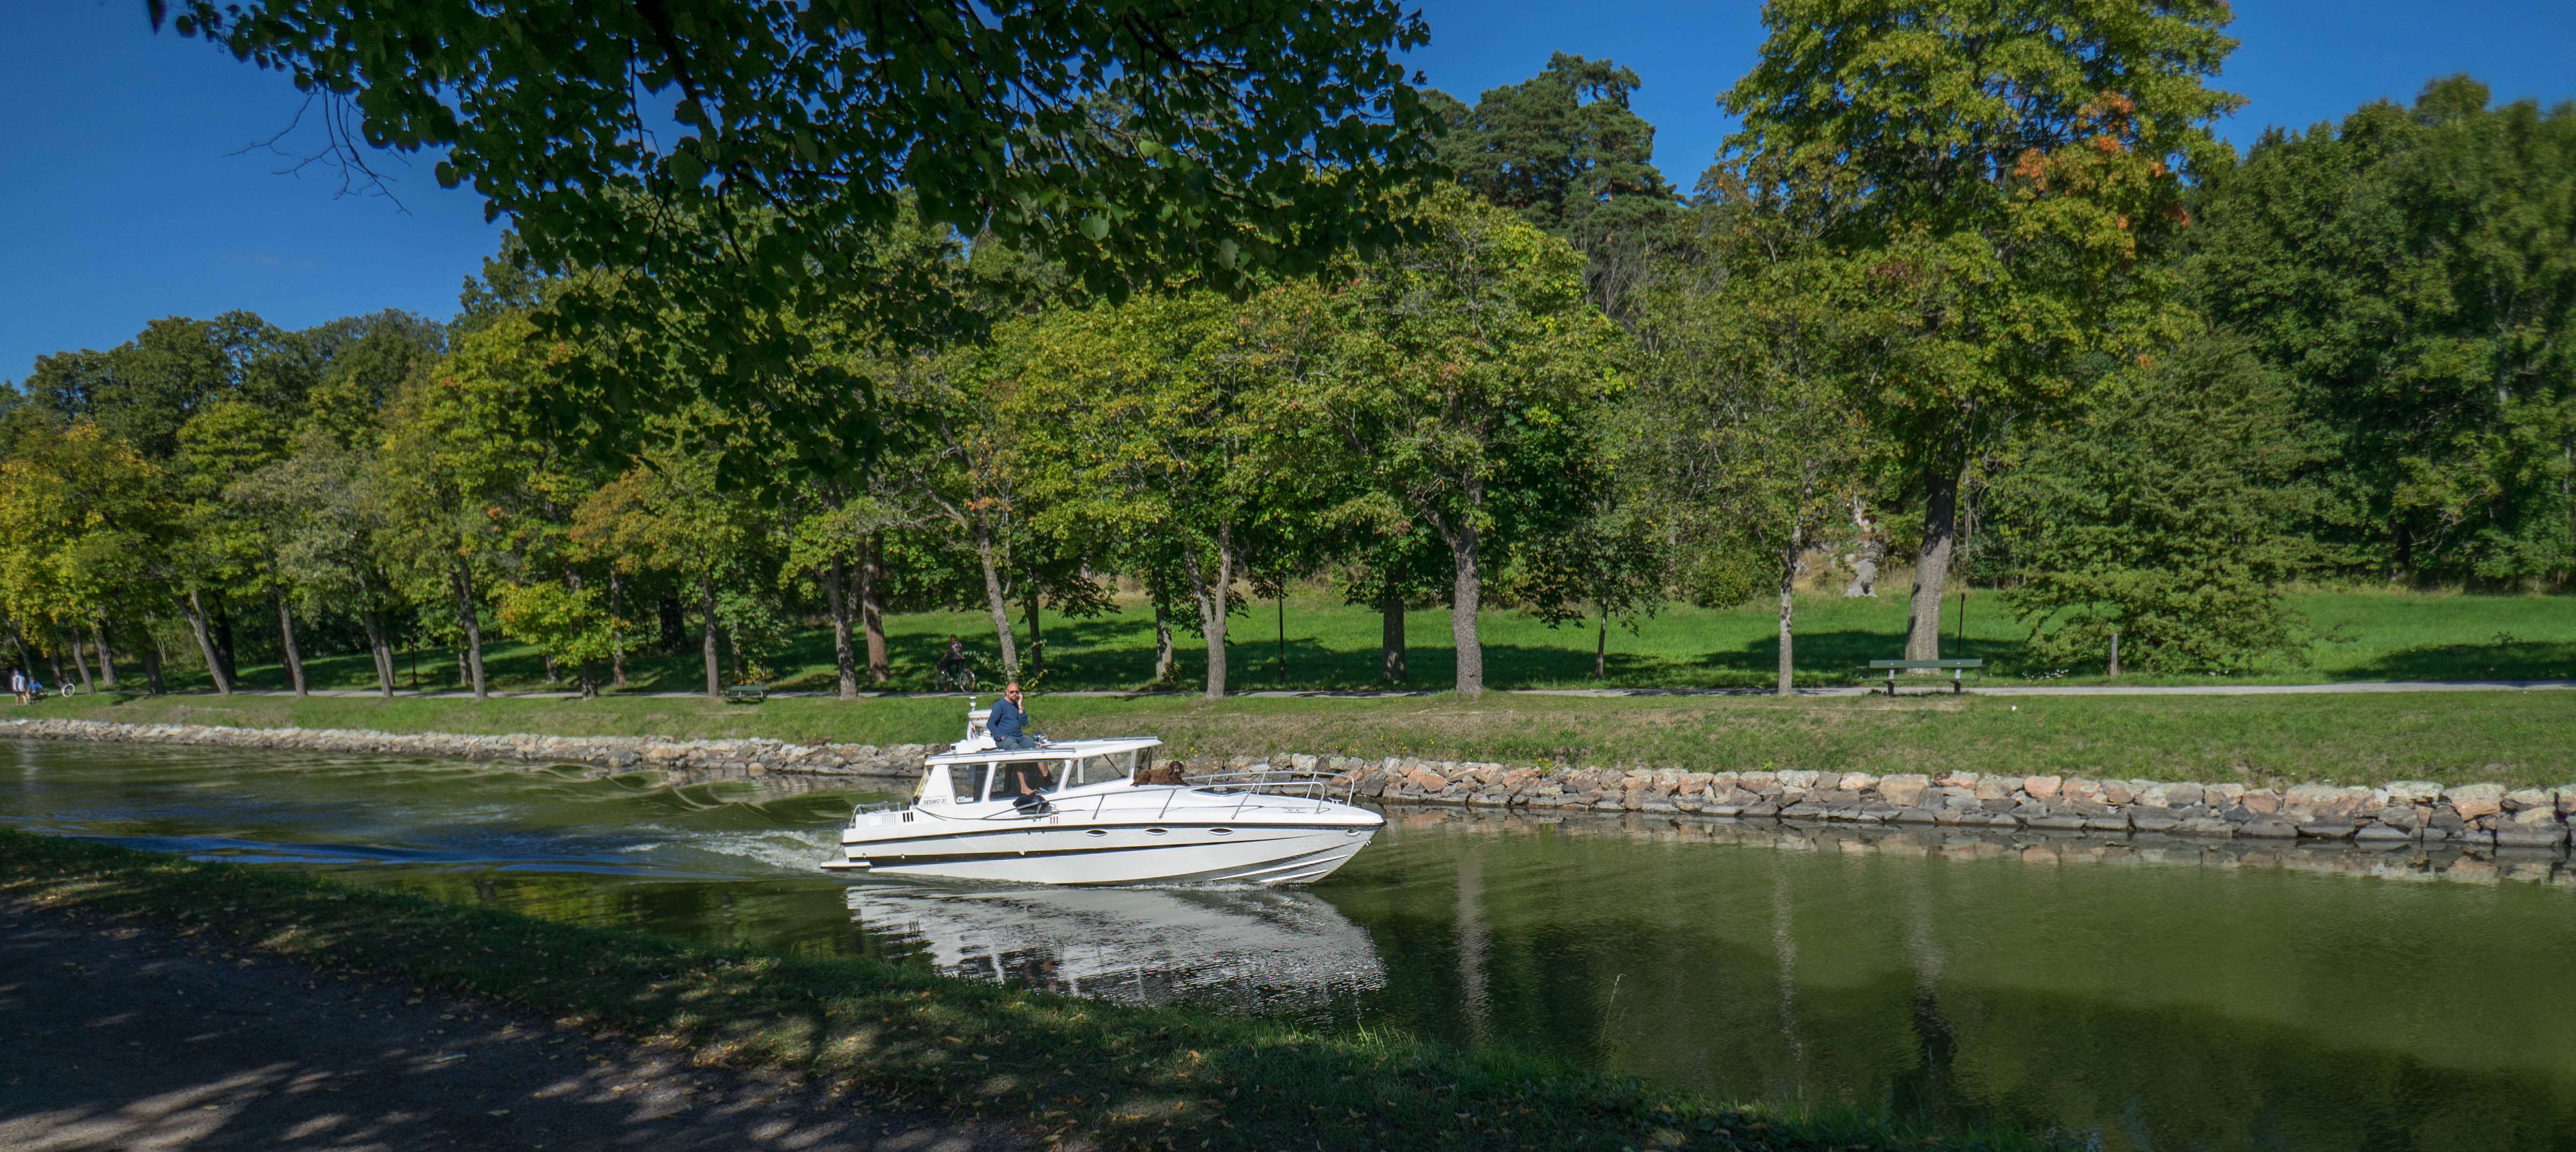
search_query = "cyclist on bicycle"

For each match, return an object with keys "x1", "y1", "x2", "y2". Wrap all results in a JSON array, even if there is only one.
[{"x1": 935, "y1": 635, "x2": 971, "y2": 690}]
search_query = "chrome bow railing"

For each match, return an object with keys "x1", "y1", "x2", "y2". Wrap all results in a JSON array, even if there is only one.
[{"x1": 1182, "y1": 768, "x2": 1362, "y2": 814}]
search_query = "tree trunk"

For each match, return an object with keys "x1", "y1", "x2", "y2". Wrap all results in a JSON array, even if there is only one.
[
  {"x1": 861, "y1": 533, "x2": 889, "y2": 684},
  {"x1": 1184, "y1": 526, "x2": 1233, "y2": 699},
  {"x1": 1904, "y1": 467, "x2": 1960, "y2": 662},
  {"x1": 139, "y1": 628, "x2": 164, "y2": 694},
  {"x1": 1381, "y1": 586, "x2": 1407, "y2": 683},
  {"x1": 606, "y1": 571, "x2": 628, "y2": 687},
  {"x1": 1597, "y1": 603, "x2": 1610, "y2": 681},
  {"x1": 274, "y1": 586, "x2": 307, "y2": 697},
  {"x1": 5, "y1": 618, "x2": 33, "y2": 685},
  {"x1": 970, "y1": 520, "x2": 1020, "y2": 678},
  {"x1": 1275, "y1": 593, "x2": 1287, "y2": 686},
  {"x1": 1150, "y1": 585, "x2": 1175, "y2": 685},
  {"x1": 543, "y1": 654, "x2": 560, "y2": 685},
  {"x1": 825, "y1": 556, "x2": 860, "y2": 700},
  {"x1": 450, "y1": 560, "x2": 487, "y2": 701},
  {"x1": 657, "y1": 594, "x2": 685, "y2": 655},
  {"x1": 358, "y1": 605, "x2": 394, "y2": 697},
  {"x1": 1445, "y1": 524, "x2": 1486, "y2": 697},
  {"x1": 1024, "y1": 590, "x2": 1043, "y2": 681},
  {"x1": 566, "y1": 569, "x2": 596, "y2": 700},
  {"x1": 699, "y1": 576, "x2": 722, "y2": 699},
  {"x1": 181, "y1": 589, "x2": 232, "y2": 695},
  {"x1": 64, "y1": 625, "x2": 94, "y2": 694},
  {"x1": 45, "y1": 628, "x2": 67, "y2": 693},
  {"x1": 1778, "y1": 519, "x2": 1804, "y2": 698},
  {"x1": 211, "y1": 600, "x2": 238, "y2": 684},
  {"x1": 90, "y1": 619, "x2": 118, "y2": 688}
]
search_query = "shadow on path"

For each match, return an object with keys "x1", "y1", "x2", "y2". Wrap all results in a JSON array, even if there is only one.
[{"x1": 0, "y1": 901, "x2": 1018, "y2": 1152}]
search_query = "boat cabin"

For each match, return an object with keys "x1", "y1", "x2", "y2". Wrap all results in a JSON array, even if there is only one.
[{"x1": 914, "y1": 738, "x2": 1166, "y2": 807}]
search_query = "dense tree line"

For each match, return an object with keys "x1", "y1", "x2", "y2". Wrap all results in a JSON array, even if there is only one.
[{"x1": 6, "y1": 2, "x2": 2568, "y2": 697}]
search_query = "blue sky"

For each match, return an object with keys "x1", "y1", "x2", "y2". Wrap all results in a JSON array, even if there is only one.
[{"x1": 5, "y1": 1, "x2": 2572, "y2": 384}]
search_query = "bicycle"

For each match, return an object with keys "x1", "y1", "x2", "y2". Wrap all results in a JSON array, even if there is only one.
[{"x1": 936, "y1": 661, "x2": 979, "y2": 693}]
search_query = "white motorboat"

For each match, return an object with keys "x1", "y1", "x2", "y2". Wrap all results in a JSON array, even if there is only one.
[{"x1": 821, "y1": 703, "x2": 1383, "y2": 885}]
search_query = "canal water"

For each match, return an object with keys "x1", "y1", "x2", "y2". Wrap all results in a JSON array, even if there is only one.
[{"x1": 6, "y1": 738, "x2": 2573, "y2": 1151}]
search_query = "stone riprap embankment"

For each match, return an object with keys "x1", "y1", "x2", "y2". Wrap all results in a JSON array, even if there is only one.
[
  {"x1": 1184, "y1": 753, "x2": 2576, "y2": 850},
  {"x1": 10, "y1": 719, "x2": 2572, "y2": 850},
  {"x1": 2, "y1": 718, "x2": 930, "y2": 782}
]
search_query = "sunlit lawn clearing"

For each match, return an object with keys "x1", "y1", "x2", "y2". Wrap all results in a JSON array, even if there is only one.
[
  {"x1": 152, "y1": 586, "x2": 2576, "y2": 695},
  {"x1": 26, "y1": 685, "x2": 2576, "y2": 789}
]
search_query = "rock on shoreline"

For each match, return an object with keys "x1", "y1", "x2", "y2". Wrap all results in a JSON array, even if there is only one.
[{"x1": 8, "y1": 717, "x2": 2571, "y2": 850}]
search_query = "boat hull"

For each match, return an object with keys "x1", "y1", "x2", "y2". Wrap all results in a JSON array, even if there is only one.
[{"x1": 829, "y1": 818, "x2": 1379, "y2": 885}]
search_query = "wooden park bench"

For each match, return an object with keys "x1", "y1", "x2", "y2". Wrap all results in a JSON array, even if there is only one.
[
  {"x1": 722, "y1": 683, "x2": 768, "y2": 704},
  {"x1": 1862, "y1": 658, "x2": 1984, "y2": 695}
]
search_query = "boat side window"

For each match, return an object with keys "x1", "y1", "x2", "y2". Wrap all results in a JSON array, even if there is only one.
[
  {"x1": 998, "y1": 759, "x2": 1059, "y2": 799},
  {"x1": 947, "y1": 761, "x2": 993, "y2": 804},
  {"x1": 1072, "y1": 754, "x2": 1130, "y2": 787}
]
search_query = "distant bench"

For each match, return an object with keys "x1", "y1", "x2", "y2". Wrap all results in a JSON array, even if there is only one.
[
  {"x1": 1862, "y1": 659, "x2": 1984, "y2": 696},
  {"x1": 722, "y1": 684, "x2": 768, "y2": 704}
]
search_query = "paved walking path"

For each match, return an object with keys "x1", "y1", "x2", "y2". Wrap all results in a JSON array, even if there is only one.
[
  {"x1": 81, "y1": 678, "x2": 2576, "y2": 701},
  {"x1": 0, "y1": 900, "x2": 1012, "y2": 1152}
]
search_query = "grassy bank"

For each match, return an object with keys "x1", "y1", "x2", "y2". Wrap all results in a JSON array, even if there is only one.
[
  {"x1": 19, "y1": 686, "x2": 2576, "y2": 788},
  {"x1": 72, "y1": 586, "x2": 2576, "y2": 696},
  {"x1": 0, "y1": 830, "x2": 2059, "y2": 1151}
]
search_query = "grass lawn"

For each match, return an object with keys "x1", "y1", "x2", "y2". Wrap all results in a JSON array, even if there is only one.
[
  {"x1": 97, "y1": 586, "x2": 2576, "y2": 697},
  {"x1": 1, "y1": 830, "x2": 2064, "y2": 1152},
  {"x1": 23, "y1": 684, "x2": 2576, "y2": 789}
]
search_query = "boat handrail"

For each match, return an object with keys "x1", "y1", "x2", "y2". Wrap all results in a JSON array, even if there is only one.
[{"x1": 1182, "y1": 768, "x2": 1362, "y2": 814}]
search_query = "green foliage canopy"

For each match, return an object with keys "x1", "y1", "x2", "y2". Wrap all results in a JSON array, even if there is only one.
[
  {"x1": 156, "y1": 0, "x2": 1443, "y2": 427},
  {"x1": 1991, "y1": 333, "x2": 2315, "y2": 673},
  {"x1": 2190, "y1": 77, "x2": 2576, "y2": 584}
]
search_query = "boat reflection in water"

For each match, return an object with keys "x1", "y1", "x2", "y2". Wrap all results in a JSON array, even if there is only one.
[{"x1": 844, "y1": 883, "x2": 1386, "y2": 1016}]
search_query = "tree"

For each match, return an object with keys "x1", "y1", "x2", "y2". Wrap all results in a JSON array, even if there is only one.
[
  {"x1": 785, "y1": 483, "x2": 918, "y2": 697},
  {"x1": 569, "y1": 442, "x2": 764, "y2": 699},
  {"x1": 2190, "y1": 77, "x2": 2576, "y2": 584},
  {"x1": 1431, "y1": 52, "x2": 1681, "y2": 322},
  {"x1": 174, "y1": 398, "x2": 297, "y2": 691},
  {"x1": 0, "y1": 423, "x2": 180, "y2": 693},
  {"x1": 1722, "y1": 0, "x2": 2241, "y2": 662},
  {"x1": 230, "y1": 431, "x2": 404, "y2": 695},
  {"x1": 1006, "y1": 290, "x2": 1299, "y2": 697},
  {"x1": 376, "y1": 314, "x2": 581, "y2": 700},
  {"x1": 158, "y1": 0, "x2": 1444, "y2": 454},
  {"x1": 887, "y1": 347, "x2": 1038, "y2": 681},
  {"x1": 23, "y1": 312, "x2": 314, "y2": 460},
  {"x1": 1989, "y1": 331, "x2": 2314, "y2": 673},
  {"x1": 1495, "y1": 499, "x2": 1663, "y2": 681},
  {"x1": 1307, "y1": 189, "x2": 1622, "y2": 695},
  {"x1": 1630, "y1": 158, "x2": 1879, "y2": 695},
  {"x1": 495, "y1": 582, "x2": 614, "y2": 698}
]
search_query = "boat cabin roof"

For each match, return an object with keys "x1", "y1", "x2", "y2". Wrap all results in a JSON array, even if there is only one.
[{"x1": 924, "y1": 736, "x2": 1161, "y2": 766}]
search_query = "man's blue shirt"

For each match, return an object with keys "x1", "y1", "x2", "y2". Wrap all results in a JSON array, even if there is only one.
[{"x1": 989, "y1": 695, "x2": 1027, "y2": 738}]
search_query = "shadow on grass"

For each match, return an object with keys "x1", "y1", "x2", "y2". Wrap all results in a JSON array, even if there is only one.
[
  {"x1": 127, "y1": 611, "x2": 2576, "y2": 696},
  {"x1": 2338, "y1": 641, "x2": 2576, "y2": 682}
]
